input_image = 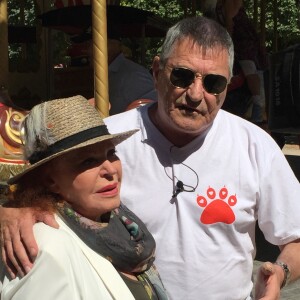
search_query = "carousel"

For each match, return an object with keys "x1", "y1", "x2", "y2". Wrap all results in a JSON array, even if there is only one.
[
  {"x1": 0, "y1": 0, "x2": 299, "y2": 186},
  {"x1": 0, "y1": 0, "x2": 170, "y2": 185},
  {"x1": 0, "y1": 0, "x2": 111, "y2": 185}
]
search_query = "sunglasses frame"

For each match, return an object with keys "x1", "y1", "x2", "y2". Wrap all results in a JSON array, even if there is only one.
[{"x1": 168, "y1": 66, "x2": 228, "y2": 96}]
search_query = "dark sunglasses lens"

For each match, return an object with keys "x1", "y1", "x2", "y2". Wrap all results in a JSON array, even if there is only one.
[
  {"x1": 170, "y1": 68, "x2": 195, "y2": 88},
  {"x1": 203, "y1": 74, "x2": 227, "y2": 94}
]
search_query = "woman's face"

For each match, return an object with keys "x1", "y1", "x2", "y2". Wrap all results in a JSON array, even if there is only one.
[{"x1": 48, "y1": 141, "x2": 122, "y2": 220}]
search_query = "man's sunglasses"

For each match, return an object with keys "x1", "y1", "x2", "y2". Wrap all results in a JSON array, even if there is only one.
[{"x1": 169, "y1": 67, "x2": 228, "y2": 95}]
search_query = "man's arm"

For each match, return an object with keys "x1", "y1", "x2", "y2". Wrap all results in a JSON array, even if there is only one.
[
  {"x1": 222, "y1": 0, "x2": 243, "y2": 35},
  {"x1": 255, "y1": 239, "x2": 300, "y2": 299},
  {"x1": 276, "y1": 240, "x2": 300, "y2": 284},
  {"x1": 0, "y1": 206, "x2": 58, "y2": 278}
]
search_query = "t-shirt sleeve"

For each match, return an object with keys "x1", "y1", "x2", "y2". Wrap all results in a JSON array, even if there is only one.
[{"x1": 257, "y1": 144, "x2": 300, "y2": 245}]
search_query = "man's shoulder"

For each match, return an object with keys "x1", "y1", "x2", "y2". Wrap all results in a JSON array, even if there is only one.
[
  {"x1": 218, "y1": 109, "x2": 278, "y2": 145},
  {"x1": 219, "y1": 109, "x2": 265, "y2": 131},
  {"x1": 113, "y1": 53, "x2": 150, "y2": 74},
  {"x1": 123, "y1": 56, "x2": 150, "y2": 73},
  {"x1": 105, "y1": 105, "x2": 148, "y2": 132}
]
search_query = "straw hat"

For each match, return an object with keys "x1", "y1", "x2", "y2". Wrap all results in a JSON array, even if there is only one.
[{"x1": 8, "y1": 95, "x2": 137, "y2": 184}]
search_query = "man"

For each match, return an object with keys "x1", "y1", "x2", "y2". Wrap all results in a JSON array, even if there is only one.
[
  {"x1": 107, "y1": 36, "x2": 157, "y2": 115},
  {"x1": 1, "y1": 16, "x2": 300, "y2": 300},
  {"x1": 68, "y1": 26, "x2": 157, "y2": 115}
]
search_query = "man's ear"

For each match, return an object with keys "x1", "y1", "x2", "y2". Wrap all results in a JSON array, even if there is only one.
[{"x1": 151, "y1": 56, "x2": 161, "y2": 88}]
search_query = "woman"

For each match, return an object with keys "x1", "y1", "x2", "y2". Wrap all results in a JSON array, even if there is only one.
[{"x1": 0, "y1": 95, "x2": 167, "y2": 300}]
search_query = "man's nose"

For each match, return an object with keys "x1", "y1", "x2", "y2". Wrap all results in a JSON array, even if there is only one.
[{"x1": 186, "y1": 77, "x2": 205, "y2": 102}]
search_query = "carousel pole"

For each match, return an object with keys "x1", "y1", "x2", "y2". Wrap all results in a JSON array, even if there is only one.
[
  {"x1": 92, "y1": 0, "x2": 109, "y2": 117},
  {"x1": 0, "y1": 0, "x2": 9, "y2": 90}
]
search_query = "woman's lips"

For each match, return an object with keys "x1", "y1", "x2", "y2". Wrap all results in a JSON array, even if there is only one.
[{"x1": 97, "y1": 183, "x2": 119, "y2": 195}]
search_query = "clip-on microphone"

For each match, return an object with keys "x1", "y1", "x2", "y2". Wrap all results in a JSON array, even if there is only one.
[{"x1": 172, "y1": 180, "x2": 184, "y2": 198}]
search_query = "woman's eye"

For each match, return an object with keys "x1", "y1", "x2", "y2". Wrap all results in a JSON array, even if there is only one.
[
  {"x1": 81, "y1": 157, "x2": 99, "y2": 167},
  {"x1": 107, "y1": 149, "x2": 118, "y2": 160}
]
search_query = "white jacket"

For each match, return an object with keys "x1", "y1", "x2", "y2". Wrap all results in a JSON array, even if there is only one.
[{"x1": 0, "y1": 215, "x2": 135, "y2": 300}]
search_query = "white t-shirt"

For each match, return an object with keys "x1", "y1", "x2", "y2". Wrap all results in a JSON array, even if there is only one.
[{"x1": 105, "y1": 104, "x2": 300, "y2": 300}]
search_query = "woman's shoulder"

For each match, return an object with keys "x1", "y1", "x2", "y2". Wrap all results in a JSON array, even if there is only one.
[{"x1": 33, "y1": 217, "x2": 80, "y2": 260}]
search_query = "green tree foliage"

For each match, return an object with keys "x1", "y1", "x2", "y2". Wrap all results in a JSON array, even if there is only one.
[
  {"x1": 121, "y1": 0, "x2": 184, "y2": 23},
  {"x1": 8, "y1": 0, "x2": 37, "y2": 25},
  {"x1": 245, "y1": 0, "x2": 300, "y2": 50},
  {"x1": 273, "y1": 0, "x2": 300, "y2": 48},
  {"x1": 6, "y1": 0, "x2": 300, "y2": 68},
  {"x1": 8, "y1": 0, "x2": 40, "y2": 71},
  {"x1": 120, "y1": 0, "x2": 184, "y2": 68},
  {"x1": 122, "y1": 0, "x2": 300, "y2": 53}
]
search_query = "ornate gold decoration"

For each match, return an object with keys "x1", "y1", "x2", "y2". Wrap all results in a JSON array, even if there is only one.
[
  {"x1": 0, "y1": 162, "x2": 26, "y2": 184},
  {"x1": 0, "y1": 103, "x2": 27, "y2": 184}
]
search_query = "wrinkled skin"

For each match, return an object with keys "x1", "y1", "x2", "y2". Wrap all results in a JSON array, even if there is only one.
[{"x1": 150, "y1": 37, "x2": 230, "y2": 147}]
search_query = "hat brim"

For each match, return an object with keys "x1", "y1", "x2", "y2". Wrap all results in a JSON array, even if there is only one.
[{"x1": 8, "y1": 129, "x2": 138, "y2": 185}]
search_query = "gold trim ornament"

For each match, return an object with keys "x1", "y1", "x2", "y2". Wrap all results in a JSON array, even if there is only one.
[{"x1": 0, "y1": 103, "x2": 27, "y2": 185}]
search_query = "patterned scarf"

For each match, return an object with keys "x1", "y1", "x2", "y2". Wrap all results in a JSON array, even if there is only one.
[
  {"x1": 57, "y1": 202, "x2": 156, "y2": 273},
  {"x1": 57, "y1": 202, "x2": 168, "y2": 299}
]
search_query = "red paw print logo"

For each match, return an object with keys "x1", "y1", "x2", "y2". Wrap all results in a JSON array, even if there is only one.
[{"x1": 197, "y1": 186, "x2": 237, "y2": 224}]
